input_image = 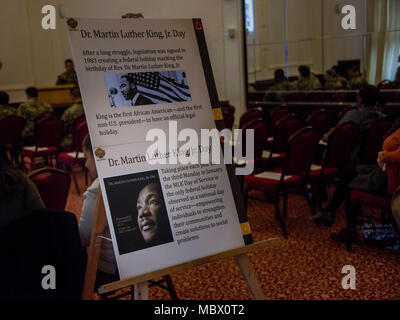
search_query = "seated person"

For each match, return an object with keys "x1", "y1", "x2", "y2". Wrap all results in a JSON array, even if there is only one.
[
  {"x1": 0, "y1": 145, "x2": 44, "y2": 229},
  {"x1": 323, "y1": 67, "x2": 346, "y2": 90},
  {"x1": 295, "y1": 65, "x2": 321, "y2": 91},
  {"x1": 56, "y1": 59, "x2": 78, "y2": 85},
  {"x1": 79, "y1": 134, "x2": 118, "y2": 288},
  {"x1": 61, "y1": 87, "x2": 85, "y2": 148},
  {"x1": 17, "y1": 87, "x2": 53, "y2": 145},
  {"x1": 312, "y1": 85, "x2": 381, "y2": 226},
  {"x1": 345, "y1": 66, "x2": 366, "y2": 89},
  {"x1": 331, "y1": 120, "x2": 400, "y2": 242},
  {"x1": 0, "y1": 91, "x2": 16, "y2": 120}
]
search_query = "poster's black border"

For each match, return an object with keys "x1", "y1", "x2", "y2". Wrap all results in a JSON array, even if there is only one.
[{"x1": 192, "y1": 18, "x2": 253, "y2": 245}]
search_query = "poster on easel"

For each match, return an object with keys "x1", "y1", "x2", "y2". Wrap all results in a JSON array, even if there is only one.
[{"x1": 66, "y1": 17, "x2": 253, "y2": 281}]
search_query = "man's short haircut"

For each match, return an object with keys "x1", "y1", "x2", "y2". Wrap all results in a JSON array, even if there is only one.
[
  {"x1": 82, "y1": 134, "x2": 92, "y2": 154},
  {"x1": 25, "y1": 87, "x2": 38, "y2": 98},
  {"x1": 65, "y1": 59, "x2": 73, "y2": 65},
  {"x1": 359, "y1": 85, "x2": 380, "y2": 107},
  {"x1": 121, "y1": 74, "x2": 134, "y2": 85},
  {"x1": 274, "y1": 69, "x2": 285, "y2": 81},
  {"x1": 298, "y1": 65, "x2": 310, "y2": 78},
  {"x1": 70, "y1": 86, "x2": 81, "y2": 99},
  {"x1": 0, "y1": 91, "x2": 9, "y2": 105}
]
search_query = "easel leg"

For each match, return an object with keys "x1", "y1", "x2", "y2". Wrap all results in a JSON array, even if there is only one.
[
  {"x1": 134, "y1": 281, "x2": 149, "y2": 300},
  {"x1": 234, "y1": 254, "x2": 265, "y2": 300}
]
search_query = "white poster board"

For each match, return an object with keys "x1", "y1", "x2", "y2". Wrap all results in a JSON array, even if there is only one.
[{"x1": 66, "y1": 18, "x2": 252, "y2": 280}]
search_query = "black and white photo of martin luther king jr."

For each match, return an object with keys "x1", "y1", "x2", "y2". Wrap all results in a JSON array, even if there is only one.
[{"x1": 119, "y1": 74, "x2": 154, "y2": 106}]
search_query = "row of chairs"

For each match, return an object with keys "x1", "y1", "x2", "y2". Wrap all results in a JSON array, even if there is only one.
[
  {"x1": 237, "y1": 106, "x2": 394, "y2": 240},
  {"x1": 0, "y1": 112, "x2": 88, "y2": 193}
]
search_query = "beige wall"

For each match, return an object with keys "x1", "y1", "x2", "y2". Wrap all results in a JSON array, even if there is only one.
[{"x1": 247, "y1": 0, "x2": 367, "y2": 82}]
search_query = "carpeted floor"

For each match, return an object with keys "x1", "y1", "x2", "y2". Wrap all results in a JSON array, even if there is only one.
[{"x1": 65, "y1": 169, "x2": 400, "y2": 300}]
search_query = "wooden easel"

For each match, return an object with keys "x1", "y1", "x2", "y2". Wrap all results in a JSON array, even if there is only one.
[{"x1": 81, "y1": 189, "x2": 279, "y2": 300}]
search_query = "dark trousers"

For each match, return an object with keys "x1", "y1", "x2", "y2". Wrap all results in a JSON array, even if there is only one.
[{"x1": 325, "y1": 164, "x2": 357, "y2": 214}]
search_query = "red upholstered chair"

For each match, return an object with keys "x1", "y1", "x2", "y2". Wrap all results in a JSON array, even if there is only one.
[
  {"x1": 270, "y1": 106, "x2": 291, "y2": 126},
  {"x1": 359, "y1": 117, "x2": 392, "y2": 164},
  {"x1": 34, "y1": 112, "x2": 57, "y2": 125},
  {"x1": 309, "y1": 121, "x2": 359, "y2": 210},
  {"x1": 57, "y1": 121, "x2": 88, "y2": 194},
  {"x1": 234, "y1": 118, "x2": 268, "y2": 170},
  {"x1": 346, "y1": 163, "x2": 400, "y2": 251},
  {"x1": 222, "y1": 104, "x2": 235, "y2": 130},
  {"x1": 29, "y1": 168, "x2": 71, "y2": 210},
  {"x1": 306, "y1": 109, "x2": 332, "y2": 138},
  {"x1": 261, "y1": 114, "x2": 303, "y2": 170},
  {"x1": 239, "y1": 108, "x2": 263, "y2": 129},
  {"x1": 244, "y1": 127, "x2": 319, "y2": 236},
  {"x1": 0, "y1": 115, "x2": 25, "y2": 165},
  {"x1": 21, "y1": 117, "x2": 64, "y2": 171}
]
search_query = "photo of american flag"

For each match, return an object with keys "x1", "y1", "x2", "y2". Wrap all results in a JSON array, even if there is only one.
[{"x1": 104, "y1": 70, "x2": 191, "y2": 107}]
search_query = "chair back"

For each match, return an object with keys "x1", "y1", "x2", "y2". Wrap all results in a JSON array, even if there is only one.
[
  {"x1": 360, "y1": 117, "x2": 393, "y2": 164},
  {"x1": 0, "y1": 115, "x2": 25, "y2": 145},
  {"x1": 35, "y1": 117, "x2": 64, "y2": 148},
  {"x1": 324, "y1": 121, "x2": 359, "y2": 168},
  {"x1": 34, "y1": 112, "x2": 56, "y2": 125},
  {"x1": 0, "y1": 209, "x2": 85, "y2": 299},
  {"x1": 29, "y1": 168, "x2": 71, "y2": 210},
  {"x1": 74, "y1": 122, "x2": 89, "y2": 155},
  {"x1": 306, "y1": 109, "x2": 331, "y2": 137},
  {"x1": 241, "y1": 118, "x2": 268, "y2": 170},
  {"x1": 270, "y1": 106, "x2": 291, "y2": 126},
  {"x1": 239, "y1": 108, "x2": 263, "y2": 128},
  {"x1": 73, "y1": 114, "x2": 86, "y2": 130},
  {"x1": 284, "y1": 127, "x2": 319, "y2": 176},
  {"x1": 272, "y1": 114, "x2": 304, "y2": 154}
]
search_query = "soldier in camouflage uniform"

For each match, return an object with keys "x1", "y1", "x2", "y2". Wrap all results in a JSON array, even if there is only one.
[
  {"x1": 0, "y1": 91, "x2": 17, "y2": 120},
  {"x1": 56, "y1": 59, "x2": 78, "y2": 85},
  {"x1": 17, "y1": 87, "x2": 53, "y2": 145},
  {"x1": 61, "y1": 87, "x2": 85, "y2": 148},
  {"x1": 295, "y1": 65, "x2": 321, "y2": 91},
  {"x1": 267, "y1": 69, "x2": 295, "y2": 101},
  {"x1": 324, "y1": 68, "x2": 347, "y2": 90},
  {"x1": 345, "y1": 66, "x2": 366, "y2": 89}
]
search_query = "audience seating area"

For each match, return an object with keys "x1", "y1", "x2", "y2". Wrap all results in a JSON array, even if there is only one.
[{"x1": 1, "y1": 86, "x2": 400, "y2": 300}]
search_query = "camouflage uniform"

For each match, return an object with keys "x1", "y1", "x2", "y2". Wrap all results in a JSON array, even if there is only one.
[
  {"x1": 0, "y1": 104, "x2": 17, "y2": 120},
  {"x1": 347, "y1": 73, "x2": 366, "y2": 89},
  {"x1": 267, "y1": 80, "x2": 295, "y2": 101},
  {"x1": 61, "y1": 102, "x2": 85, "y2": 147},
  {"x1": 17, "y1": 98, "x2": 53, "y2": 139},
  {"x1": 296, "y1": 74, "x2": 321, "y2": 91},
  {"x1": 324, "y1": 76, "x2": 346, "y2": 90},
  {"x1": 56, "y1": 71, "x2": 78, "y2": 85}
]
